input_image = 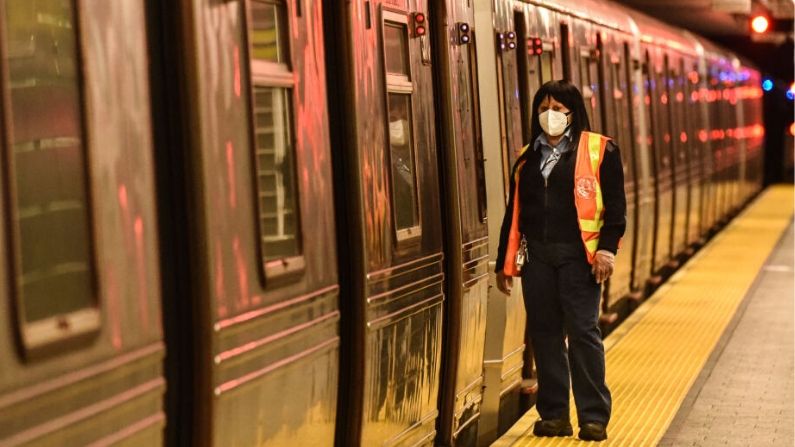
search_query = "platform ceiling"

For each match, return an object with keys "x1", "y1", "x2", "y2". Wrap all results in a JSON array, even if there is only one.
[{"x1": 612, "y1": 0, "x2": 794, "y2": 80}]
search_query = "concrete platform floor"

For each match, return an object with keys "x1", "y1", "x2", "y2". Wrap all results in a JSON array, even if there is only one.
[{"x1": 659, "y1": 223, "x2": 794, "y2": 446}]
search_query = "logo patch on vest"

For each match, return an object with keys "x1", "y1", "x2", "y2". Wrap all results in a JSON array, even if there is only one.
[{"x1": 576, "y1": 176, "x2": 597, "y2": 199}]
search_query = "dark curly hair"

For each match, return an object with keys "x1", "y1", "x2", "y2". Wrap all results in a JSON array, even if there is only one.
[{"x1": 529, "y1": 80, "x2": 591, "y2": 145}]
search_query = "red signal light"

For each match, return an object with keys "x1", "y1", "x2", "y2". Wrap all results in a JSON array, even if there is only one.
[
  {"x1": 413, "y1": 13, "x2": 427, "y2": 37},
  {"x1": 528, "y1": 37, "x2": 544, "y2": 56},
  {"x1": 751, "y1": 15, "x2": 769, "y2": 33}
]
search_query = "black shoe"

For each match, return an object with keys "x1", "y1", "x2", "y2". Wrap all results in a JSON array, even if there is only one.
[
  {"x1": 578, "y1": 422, "x2": 608, "y2": 441},
  {"x1": 532, "y1": 418, "x2": 573, "y2": 437}
]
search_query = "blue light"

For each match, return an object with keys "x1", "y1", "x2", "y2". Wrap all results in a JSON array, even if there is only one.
[
  {"x1": 762, "y1": 79, "x2": 774, "y2": 91},
  {"x1": 787, "y1": 90, "x2": 794, "y2": 101}
]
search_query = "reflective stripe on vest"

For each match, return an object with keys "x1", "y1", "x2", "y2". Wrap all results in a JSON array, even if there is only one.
[{"x1": 574, "y1": 131, "x2": 610, "y2": 264}]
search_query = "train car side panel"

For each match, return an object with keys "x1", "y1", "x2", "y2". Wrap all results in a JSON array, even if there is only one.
[
  {"x1": 0, "y1": 0, "x2": 164, "y2": 444},
  {"x1": 175, "y1": 0, "x2": 341, "y2": 444}
]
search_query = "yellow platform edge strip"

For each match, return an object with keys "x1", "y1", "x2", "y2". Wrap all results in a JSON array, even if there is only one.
[{"x1": 492, "y1": 185, "x2": 794, "y2": 447}]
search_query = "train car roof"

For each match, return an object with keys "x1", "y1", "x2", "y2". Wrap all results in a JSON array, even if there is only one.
[
  {"x1": 689, "y1": 32, "x2": 737, "y2": 64},
  {"x1": 528, "y1": 0, "x2": 636, "y2": 34},
  {"x1": 618, "y1": 6, "x2": 700, "y2": 56},
  {"x1": 525, "y1": 0, "x2": 754, "y2": 73}
]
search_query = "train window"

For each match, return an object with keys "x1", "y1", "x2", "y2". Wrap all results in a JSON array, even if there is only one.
[
  {"x1": 467, "y1": 31, "x2": 488, "y2": 223},
  {"x1": 384, "y1": 23, "x2": 410, "y2": 77},
  {"x1": 1, "y1": 0, "x2": 100, "y2": 353},
  {"x1": 539, "y1": 50, "x2": 553, "y2": 84},
  {"x1": 656, "y1": 63, "x2": 672, "y2": 172},
  {"x1": 253, "y1": 87, "x2": 300, "y2": 261},
  {"x1": 387, "y1": 93, "x2": 419, "y2": 231},
  {"x1": 579, "y1": 52, "x2": 602, "y2": 131},
  {"x1": 382, "y1": 12, "x2": 421, "y2": 240},
  {"x1": 610, "y1": 58, "x2": 634, "y2": 184},
  {"x1": 560, "y1": 23, "x2": 571, "y2": 81},
  {"x1": 670, "y1": 64, "x2": 687, "y2": 170},
  {"x1": 640, "y1": 62, "x2": 655, "y2": 164},
  {"x1": 514, "y1": 13, "x2": 531, "y2": 141},
  {"x1": 246, "y1": 0, "x2": 305, "y2": 279},
  {"x1": 250, "y1": 0, "x2": 290, "y2": 65}
]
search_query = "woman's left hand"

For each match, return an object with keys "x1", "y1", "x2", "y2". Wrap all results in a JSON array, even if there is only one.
[{"x1": 592, "y1": 250, "x2": 616, "y2": 284}]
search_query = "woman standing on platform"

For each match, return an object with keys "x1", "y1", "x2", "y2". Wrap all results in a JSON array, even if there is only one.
[{"x1": 494, "y1": 80, "x2": 626, "y2": 442}]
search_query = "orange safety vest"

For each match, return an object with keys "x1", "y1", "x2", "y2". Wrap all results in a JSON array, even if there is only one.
[{"x1": 502, "y1": 131, "x2": 610, "y2": 276}]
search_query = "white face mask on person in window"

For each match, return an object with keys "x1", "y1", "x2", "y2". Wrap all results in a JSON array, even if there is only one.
[
  {"x1": 389, "y1": 119, "x2": 409, "y2": 147},
  {"x1": 538, "y1": 110, "x2": 571, "y2": 137}
]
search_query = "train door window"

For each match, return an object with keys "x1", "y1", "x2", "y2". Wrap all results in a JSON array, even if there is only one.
[
  {"x1": 539, "y1": 48, "x2": 554, "y2": 84},
  {"x1": 579, "y1": 49, "x2": 602, "y2": 132},
  {"x1": 495, "y1": 42, "x2": 513, "y2": 198},
  {"x1": 246, "y1": 0, "x2": 304, "y2": 279},
  {"x1": 1, "y1": 0, "x2": 99, "y2": 354},
  {"x1": 611, "y1": 49, "x2": 638, "y2": 217},
  {"x1": 250, "y1": 1, "x2": 290, "y2": 64},
  {"x1": 686, "y1": 62, "x2": 700, "y2": 161},
  {"x1": 596, "y1": 34, "x2": 609, "y2": 135},
  {"x1": 560, "y1": 23, "x2": 571, "y2": 81},
  {"x1": 609, "y1": 58, "x2": 631, "y2": 174},
  {"x1": 658, "y1": 62, "x2": 672, "y2": 172},
  {"x1": 641, "y1": 61, "x2": 655, "y2": 169},
  {"x1": 466, "y1": 31, "x2": 488, "y2": 223},
  {"x1": 382, "y1": 11, "x2": 420, "y2": 239},
  {"x1": 514, "y1": 12, "x2": 531, "y2": 141},
  {"x1": 670, "y1": 62, "x2": 687, "y2": 171}
]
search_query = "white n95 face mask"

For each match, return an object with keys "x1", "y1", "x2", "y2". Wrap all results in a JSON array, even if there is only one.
[
  {"x1": 389, "y1": 119, "x2": 408, "y2": 146},
  {"x1": 538, "y1": 110, "x2": 570, "y2": 137}
]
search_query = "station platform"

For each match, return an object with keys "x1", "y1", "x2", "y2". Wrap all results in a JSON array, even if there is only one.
[{"x1": 493, "y1": 185, "x2": 794, "y2": 446}]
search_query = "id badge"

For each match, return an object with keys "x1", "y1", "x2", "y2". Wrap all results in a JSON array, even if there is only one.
[{"x1": 515, "y1": 236, "x2": 528, "y2": 271}]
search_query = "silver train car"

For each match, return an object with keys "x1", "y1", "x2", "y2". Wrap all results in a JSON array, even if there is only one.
[{"x1": 0, "y1": 0, "x2": 763, "y2": 446}]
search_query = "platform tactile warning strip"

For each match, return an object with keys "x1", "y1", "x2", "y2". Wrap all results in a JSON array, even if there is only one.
[{"x1": 492, "y1": 185, "x2": 794, "y2": 446}]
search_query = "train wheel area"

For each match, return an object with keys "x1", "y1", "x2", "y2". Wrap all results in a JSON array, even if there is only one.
[{"x1": 492, "y1": 184, "x2": 793, "y2": 446}]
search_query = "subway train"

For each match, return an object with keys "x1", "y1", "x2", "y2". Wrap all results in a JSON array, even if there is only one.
[{"x1": 0, "y1": 0, "x2": 764, "y2": 446}]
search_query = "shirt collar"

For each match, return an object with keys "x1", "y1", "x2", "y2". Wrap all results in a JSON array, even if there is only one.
[{"x1": 533, "y1": 127, "x2": 573, "y2": 152}]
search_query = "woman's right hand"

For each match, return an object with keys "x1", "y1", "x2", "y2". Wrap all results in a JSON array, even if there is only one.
[{"x1": 495, "y1": 271, "x2": 513, "y2": 296}]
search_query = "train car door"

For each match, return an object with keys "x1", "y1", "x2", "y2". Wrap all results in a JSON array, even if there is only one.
[
  {"x1": 724, "y1": 71, "x2": 741, "y2": 214},
  {"x1": 697, "y1": 61, "x2": 717, "y2": 235},
  {"x1": 153, "y1": 0, "x2": 340, "y2": 445},
  {"x1": 706, "y1": 66, "x2": 723, "y2": 228},
  {"x1": 325, "y1": 1, "x2": 446, "y2": 445},
  {"x1": 430, "y1": 0, "x2": 491, "y2": 444},
  {"x1": 474, "y1": 2, "x2": 547, "y2": 442},
  {"x1": 0, "y1": 1, "x2": 164, "y2": 444},
  {"x1": 740, "y1": 71, "x2": 764, "y2": 200},
  {"x1": 599, "y1": 34, "x2": 640, "y2": 321},
  {"x1": 631, "y1": 53, "x2": 656, "y2": 290},
  {"x1": 684, "y1": 61, "x2": 705, "y2": 246},
  {"x1": 645, "y1": 49, "x2": 675, "y2": 278},
  {"x1": 509, "y1": 1, "x2": 559, "y2": 402},
  {"x1": 667, "y1": 55, "x2": 690, "y2": 259}
]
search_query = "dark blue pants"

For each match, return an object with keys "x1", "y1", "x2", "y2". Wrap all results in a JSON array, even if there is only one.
[{"x1": 521, "y1": 241, "x2": 612, "y2": 425}]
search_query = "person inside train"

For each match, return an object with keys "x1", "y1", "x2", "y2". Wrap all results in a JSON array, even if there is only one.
[{"x1": 494, "y1": 80, "x2": 626, "y2": 442}]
